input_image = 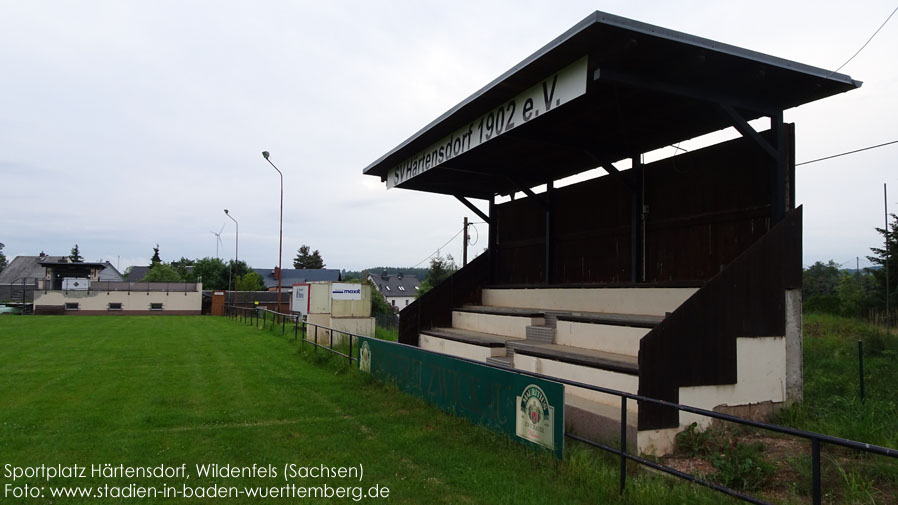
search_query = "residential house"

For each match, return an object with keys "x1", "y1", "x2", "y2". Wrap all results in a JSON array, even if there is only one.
[
  {"x1": 366, "y1": 271, "x2": 419, "y2": 310},
  {"x1": 0, "y1": 255, "x2": 122, "y2": 303}
]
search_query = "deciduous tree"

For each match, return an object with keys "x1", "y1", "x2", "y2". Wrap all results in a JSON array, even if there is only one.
[
  {"x1": 144, "y1": 263, "x2": 183, "y2": 282},
  {"x1": 235, "y1": 271, "x2": 265, "y2": 291}
]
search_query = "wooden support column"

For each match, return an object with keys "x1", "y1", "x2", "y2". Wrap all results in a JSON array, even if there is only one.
[
  {"x1": 488, "y1": 196, "x2": 496, "y2": 284},
  {"x1": 770, "y1": 110, "x2": 786, "y2": 224},
  {"x1": 631, "y1": 156, "x2": 645, "y2": 283},
  {"x1": 720, "y1": 104, "x2": 788, "y2": 225},
  {"x1": 545, "y1": 182, "x2": 553, "y2": 284}
]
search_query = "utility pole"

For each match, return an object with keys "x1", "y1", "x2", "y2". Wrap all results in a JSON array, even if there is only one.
[
  {"x1": 885, "y1": 183, "x2": 890, "y2": 321},
  {"x1": 463, "y1": 217, "x2": 469, "y2": 266}
]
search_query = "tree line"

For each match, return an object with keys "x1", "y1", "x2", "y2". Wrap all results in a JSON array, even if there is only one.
[{"x1": 804, "y1": 213, "x2": 897, "y2": 318}]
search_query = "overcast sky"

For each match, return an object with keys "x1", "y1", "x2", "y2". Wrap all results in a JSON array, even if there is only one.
[{"x1": 1, "y1": 1, "x2": 896, "y2": 274}]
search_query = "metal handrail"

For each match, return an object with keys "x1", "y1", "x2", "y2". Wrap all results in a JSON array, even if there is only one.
[
  {"x1": 228, "y1": 305, "x2": 358, "y2": 366},
  {"x1": 223, "y1": 305, "x2": 897, "y2": 505}
]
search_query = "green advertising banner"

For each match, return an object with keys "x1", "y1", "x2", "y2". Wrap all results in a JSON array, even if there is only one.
[{"x1": 357, "y1": 336, "x2": 564, "y2": 459}]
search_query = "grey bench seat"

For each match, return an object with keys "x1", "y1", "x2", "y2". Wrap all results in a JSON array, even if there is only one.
[
  {"x1": 556, "y1": 312, "x2": 663, "y2": 328},
  {"x1": 420, "y1": 327, "x2": 520, "y2": 348},
  {"x1": 507, "y1": 340, "x2": 638, "y2": 375},
  {"x1": 454, "y1": 305, "x2": 545, "y2": 318},
  {"x1": 459, "y1": 304, "x2": 663, "y2": 329}
]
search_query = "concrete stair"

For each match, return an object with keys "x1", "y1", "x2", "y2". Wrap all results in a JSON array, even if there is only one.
[
  {"x1": 485, "y1": 350, "x2": 515, "y2": 369},
  {"x1": 525, "y1": 324, "x2": 555, "y2": 343}
]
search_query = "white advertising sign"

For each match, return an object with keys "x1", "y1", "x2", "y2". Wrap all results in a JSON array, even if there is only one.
[
  {"x1": 62, "y1": 277, "x2": 89, "y2": 291},
  {"x1": 387, "y1": 56, "x2": 588, "y2": 189},
  {"x1": 331, "y1": 283, "x2": 362, "y2": 301},
  {"x1": 291, "y1": 284, "x2": 310, "y2": 317},
  {"x1": 515, "y1": 384, "x2": 555, "y2": 450}
]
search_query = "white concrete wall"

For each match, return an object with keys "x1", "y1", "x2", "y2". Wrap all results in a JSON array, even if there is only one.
[
  {"x1": 677, "y1": 336, "x2": 786, "y2": 430},
  {"x1": 419, "y1": 334, "x2": 504, "y2": 361},
  {"x1": 304, "y1": 315, "x2": 375, "y2": 345},
  {"x1": 309, "y1": 282, "x2": 331, "y2": 314},
  {"x1": 329, "y1": 317, "x2": 375, "y2": 340},
  {"x1": 638, "y1": 337, "x2": 786, "y2": 456},
  {"x1": 513, "y1": 354, "x2": 639, "y2": 415},
  {"x1": 554, "y1": 320, "x2": 648, "y2": 356},
  {"x1": 481, "y1": 287, "x2": 696, "y2": 316},
  {"x1": 451, "y1": 311, "x2": 542, "y2": 339},
  {"x1": 33, "y1": 285, "x2": 202, "y2": 313},
  {"x1": 637, "y1": 428, "x2": 682, "y2": 457}
]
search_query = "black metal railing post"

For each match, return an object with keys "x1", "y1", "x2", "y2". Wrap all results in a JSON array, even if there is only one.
[
  {"x1": 858, "y1": 340, "x2": 865, "y2": 402},
  {"x1": 812, "y1": 438, "x2": 821, "y2": 505},
  {"x1": 348, "y1": 334, "x2": 353, "y2": 367},
  {"x1": 282, "y1": 315, "x2": 286, "y2": 335},
  {"x1": 314, "y1": 326, "x2": 318, "y2": 351},
  {"x1": 620, "y1": 397, "x2": 627, "y2": 494}
]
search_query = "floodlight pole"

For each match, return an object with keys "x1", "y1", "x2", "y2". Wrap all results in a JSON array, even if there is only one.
[
  {"x1": 225, "y1": 209, "x2": 238, "y2": 313},
  {"x1": 263, "y1": 151, "x2": 284, "y2": 313}
]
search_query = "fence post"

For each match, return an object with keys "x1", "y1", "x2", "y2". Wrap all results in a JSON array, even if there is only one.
[
  {"x1": 282, "y1": 315, "x2": 286, "y2": 335},
  {"x1": 314, "y1": 326, "x2": 318, "y2": 351},
  {"x1": 620, "y1": 397, "x2": 627, "y2": 494},
  {"x1": 812, "y1": 438, "x2": 821, "y2": 505},
  {"x1": 858, "y1": 340, "x2": 865, "y2": 402},
  {"x1": 348, "y1": 334, "x2": 353, "y2": 367}
]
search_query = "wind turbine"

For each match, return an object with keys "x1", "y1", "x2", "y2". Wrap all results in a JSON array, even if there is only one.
[{"x1": 211, "y1": 223, "x2": 225, "y2": 258}]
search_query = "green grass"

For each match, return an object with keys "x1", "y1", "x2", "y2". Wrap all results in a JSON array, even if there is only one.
[
  {"x1": 772, "y1": 313, "x2": 898, "y2": 503},
  {"x1": 775, "y1": 313, "x2": 898, "y2": 448},
  {"x1": 0, "y1": 315, "x2": 734, "y2": 504},
  {"x1": 375, "y1": 326, "x2": 398, "y2": 342}
]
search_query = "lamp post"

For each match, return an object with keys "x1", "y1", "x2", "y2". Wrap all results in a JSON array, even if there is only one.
[
  {"x1": 224, "y1": 209, "x2": 238, "y2": 313},
  {"x1": 262, "y1": 150, "x2": 284, "y2": 313}
]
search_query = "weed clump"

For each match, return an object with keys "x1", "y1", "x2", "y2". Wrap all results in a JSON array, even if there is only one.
[{"x1": 710, "y1": 441, "x2": 775, "y2": 491}]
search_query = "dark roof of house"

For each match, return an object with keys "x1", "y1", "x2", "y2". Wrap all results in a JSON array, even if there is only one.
[
  {"x1": 126, "y1": 266, "x2": 150, "y2": 282},
  {"x1": 362, "y1": 10, "x2": 860, "y2": 199},
  {"x1": 0, "y1": 256, "x2": 66, "y2": 283},
  {"x1": 126, "y1": 265, "x2": 193, "y2": 282},
  {"x1": 1, "y1": 256, "x2": 123, "y2": 284},
  {"x1": 39, "y1": 260, "x2": 108, "y2": 268},
  {"x1": 367, "y1": 273, "x2": 420, "y2": 297},
  {"x1": 253, "y1": 268, "x2": 342, "y2": 289}
]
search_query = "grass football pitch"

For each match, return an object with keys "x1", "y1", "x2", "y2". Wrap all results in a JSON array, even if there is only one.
[{"x1": 0, "y1": 315, "x2": 736, "y2": 504}]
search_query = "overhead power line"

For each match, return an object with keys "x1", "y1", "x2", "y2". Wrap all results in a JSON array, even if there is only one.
[
  {"x1": 832, "y1": 4, "x2": 898, "y2": 74},
  {"x1": 796, "y1": 139, "x2": 898, "y2": 166},
  {"x1": 412, "y1": 227, "x2": 465, "y2": 268}
]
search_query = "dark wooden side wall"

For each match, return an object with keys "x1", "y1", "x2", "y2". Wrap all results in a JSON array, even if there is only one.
[
  {"x1": 399, "y1": 253, "x2": 489, "y2": 346},
  {"x1": 637, "y1": 207, "x2": 802, "y2": 430},
  {"x1": 494, "y1": 126, "x2": 795, "y2": 284}
]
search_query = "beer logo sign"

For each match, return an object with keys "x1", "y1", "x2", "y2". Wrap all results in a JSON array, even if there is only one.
[
  {"x1": 359, "y1": 341, "x2": 372, "y2": 373},
  {"x1": 515, "y1": 384, "x2": 554, "y2": 450}
]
